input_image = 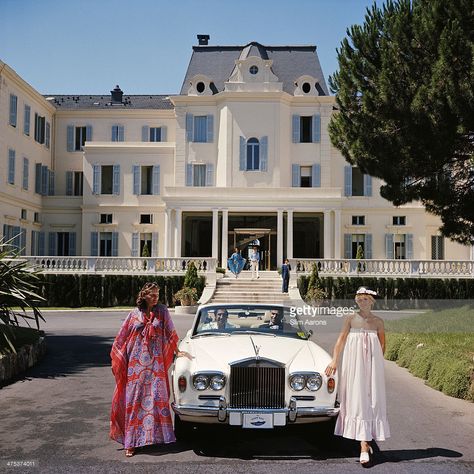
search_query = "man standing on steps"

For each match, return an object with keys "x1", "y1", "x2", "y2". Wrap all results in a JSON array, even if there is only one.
[{"x1": 250, "y1": 246, "x2": 260, "y2": 280}]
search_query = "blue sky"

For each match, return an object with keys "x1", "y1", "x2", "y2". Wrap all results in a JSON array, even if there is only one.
[{"x1": 0, "y1": 0, "x2": 375, "y2": 95}]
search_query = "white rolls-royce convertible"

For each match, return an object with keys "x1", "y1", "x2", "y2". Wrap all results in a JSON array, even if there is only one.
[{"x1": 171, "y1": 304, "x2": 339, "y2": 438}]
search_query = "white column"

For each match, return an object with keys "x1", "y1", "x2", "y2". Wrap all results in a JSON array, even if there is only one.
[
  {"x1": 277, "y1": 209, "x2": 283, "y2": 267},
  {"x1": 324, "y1": 210, "x2": 332, "y2": 258},
  {"x1": 174, "y1": 208, "x2": 182, "y2": 258},
  {"x1": 221, "y1": 209, "x2": 228, "y2": 268},
  {"x1": 334, "y1": 209, "x2": 342, "y2": 259},
  {"x1": 287, "y1": 209, "x2": 293, "y2": 259},
  {"x1": 164, "y1": 209, "x2": 171, "y2": 257},
  {"x1": 212, "y1": 209, "x2": 219, "y2": 260}
]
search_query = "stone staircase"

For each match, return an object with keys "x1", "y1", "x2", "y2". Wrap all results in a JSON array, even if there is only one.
[{"x1": 209, "y1": 271, "x2": 291, "y2": 304}]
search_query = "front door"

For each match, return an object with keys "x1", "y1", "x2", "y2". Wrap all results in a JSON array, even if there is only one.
[{"x1": 233, "y1": 229, "x2": 272, "y2": 270}]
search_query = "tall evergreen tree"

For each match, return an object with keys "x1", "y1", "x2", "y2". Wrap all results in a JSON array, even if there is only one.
[{"x1": 329, "y1": 0, "x2": 474, "y2": 244}]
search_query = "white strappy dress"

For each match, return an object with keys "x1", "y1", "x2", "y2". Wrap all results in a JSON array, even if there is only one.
[{"x1": 334, "y1": 328, "x2": 390, "y2": 441}]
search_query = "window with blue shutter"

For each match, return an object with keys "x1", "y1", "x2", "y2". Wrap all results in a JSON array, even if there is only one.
[
  {"x1": 24, "y1": 105, "x2": 30, "y2": 136},
  {"x1": 185, "y1": 113, "x2": 193, "y2": 142},
  {"x1": 45, "y1": 122, "x2": 50, "y2": 148},
  {"x1": 344, "y1": 166, "x2": 352, "y2": 196},
  {"x1": 48, "y1": 170, "x2": 55, "y2": 196},
  {"x1": 364, "y1": 174, "x2": 372, "y2": 196},
  {"x1": 312, "y1": 164, "x2": 321, "y2": 187},
  {"x1": 186, "y1": 163, "x2": 193, "y2": 186},
  {"x1": 132, "y1": 233, "x2": 139, "y2": 257},
  {"x1": 111, "y1": 232, "x2": 119, "y2": 256},
  {"x1": 142, "y1": 126, "x2": 149, "y2": 142},
  {"x1": 8, "y1": 149, "x2": 15, "y2": 184},
  {"x1": 406, "y1": 233, "x2": 413, "y2": 259},
  {"x1": 35, "y1": 163, "x2": 42, "y2": 193},
  {"x1": 344, "y1": 234, "x2": 352, "y2": 258},
  {"x1": 193, "y1": 164, "x2": 206, "y2": 186},
  {"x1": 66, "y1": 171, "x2": 73, "y2": 196},
  {"x1": 112, "y1": 125, "x2": 124, "y2": 142},
  {"x1": 152, "y1": 165, "x2": 160, "y2": 195},
  {"x1": 48, "y1": 232, "x2": 57, "y2": 256},
  {"x1": 292, "y1": 164, "x2": 300, "y2": 187},
  {"x1": 365, "y1": 234, "x2": 373, "y2": 259},
  {"x1": 23, "y1": 158, "x2": 29, "y2": 191},
  {"x1": 12, "y1": 226, "x2": 21, "y2": 251},
  {"x1": 133, "y1": 165, "x2": 140, "y2": 194},
  {"x1": 161, "y1": 126, "x2": 167, "y2": 142},
  {"x1": 67, "y1": 125, "x2": 74, "y2": 152},
  {"x1": 246, "y1": 138, "x2": 259, "y2": 170},
  {"x1": 92, "y1": 165, "x2": 101, "y2": 195},
  {"x1": 292, "y1": 115, "x2": 300, "y2": 143},
  {"x1": 41, "y1": 165, "x2": 49, "y2": 196},
  {"x1": 91, "y1": 232, "x2": 99, "y2": 256},
  {"x1": 194, "y1": 116, "x2": 208, "y2": 142},
  {"x1": 239, "y1": 137, "x2": 246, "y2": 171},
  {"x1": 205, "y1": 163, "x2": 214, "y2": 186},
  {"x1": 9, "y1": 94, "x2": 17, "y2": 127},
  {"x1": 312, "y1": 114, "x2": 321, "y2": 143},
  {"x1": 69, "y1": 233, "x2": 76, "y2": 256},
  {"x1": 152, "y1": 232, "x2": 158, "y2": 257},
  {"x1": 260, "y1": 136, "x2": 268, "y2": 171},
  {"x1": 207, "y1": 115, "x2": 214, "y2": 142},
  {"x1": 385, "y1": 234, "x2": 394, "y2": 259},
  {"x1": 112, "y1": 165, "x2": 120, "y2": 195}
]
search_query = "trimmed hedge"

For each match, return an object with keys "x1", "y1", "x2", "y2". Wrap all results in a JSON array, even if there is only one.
[{"x1": 29, "y1": 274, "x2": 205, "y2": 308}]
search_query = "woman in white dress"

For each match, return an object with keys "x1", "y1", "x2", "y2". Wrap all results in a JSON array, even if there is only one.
[{"x1": 325, "y1": 287, "x2": 390, "y2": 464}]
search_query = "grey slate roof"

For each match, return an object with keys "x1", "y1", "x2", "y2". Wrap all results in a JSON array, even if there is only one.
[
  {"x1": 180, "y1": 42, "x2": 329, "y2": 96},
  {"x1": 43, "y1": 94, "x2": 174, "y2": 110}
]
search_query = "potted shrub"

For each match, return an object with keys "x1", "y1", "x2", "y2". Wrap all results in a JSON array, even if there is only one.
[
  {"x1": 174, "y1": 287, "x2": 198, "y2": 306},
  {"x1": 305, "y1": 263, "x2": 327, "y2": 306}
]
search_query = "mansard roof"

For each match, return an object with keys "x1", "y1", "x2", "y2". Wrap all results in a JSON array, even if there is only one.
[
  {"x1": 180, "y1": 41, "x2": 329, "y2": 96},
  {"x1": 42, "y1": 94, "x2": 174, "y2": 110}
]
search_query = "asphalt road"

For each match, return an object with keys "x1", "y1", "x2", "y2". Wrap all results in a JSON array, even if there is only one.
[{"x1": 0, "y1": 310, "x2": 473, "y2": 474}]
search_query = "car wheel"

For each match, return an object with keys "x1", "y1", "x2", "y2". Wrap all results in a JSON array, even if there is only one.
[{"x1": 174, "y1": 414, "x2": 195, "y2": 443}]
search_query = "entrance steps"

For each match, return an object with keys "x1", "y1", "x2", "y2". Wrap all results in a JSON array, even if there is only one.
[{"x1": 209, "y1": 271, "x2": 290, "y2": 304}]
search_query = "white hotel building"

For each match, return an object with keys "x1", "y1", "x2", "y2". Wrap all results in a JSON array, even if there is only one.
[{"x1": 0, "y1": 37, "x2": 472, "y2": 271}]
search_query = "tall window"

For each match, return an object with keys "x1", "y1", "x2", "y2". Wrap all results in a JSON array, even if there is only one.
[
  {"x1": 194, "y1": 116, "x2": 208, "y2": 142},
  {"x1": 74, "y1": 171, "x2": 83, "y2": 196},
  {"x1": 24, "y1": 105, "x2": 31, "y2": 136},
  {"x1": 394, "y1": 234, "x2": 406, "y2": 259},
  {"x1": 246, "y1": 138, "x2": 260, "y2": 171},
  {"x1": 8, "y1": 149, "x2": 15, "y2": 185},
  {"x1": 193, "y1": 164, "x2": 206, "y2": 186},
  {"x1": 23, "y1": 157, "x2": 29, "y2": 190},
  {"x1": 100, "y1": 232, "x2": 113, "y2": 256},
  {"x1": 431, "y1": 236, "x2": 444, "y2": 260},
  {"x1": 351, "y1": 167, "x2": 364, "y2": 196},
  {"x1": 75, "y1": 126, "x2": 87, "y2": 150},
  {"x1": 34, "y1": 114, "x2": 45, "y2": 144},
  {"x1": 9, "y1": 94, "x2": 17, "y2": 127},
  {"x1": 300, "y1": 116, "x2": 312, "y2": 143},
  {"x1": 101, "y1": 166, "x2": 113, "y2": 195},
  {"x1": 150, "y1": 127, "x2": 161, "y2": 142},
  {"x1": 141, "y1": 166, "x2": 153, "y2": 195},
  {"x1": 111, "y1": 125, "x2": 124, "y2": 142},
  {"x1": 300, "y1": 166, "x2": 312, "y2": 187},
  {"x1": 57, "y1": 232, "x2": 70, "y2": 256}
]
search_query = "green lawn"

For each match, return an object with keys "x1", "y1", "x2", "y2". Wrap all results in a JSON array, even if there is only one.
[{"x1": 385, "y1": 306, "x2": 474, "y2": 401}]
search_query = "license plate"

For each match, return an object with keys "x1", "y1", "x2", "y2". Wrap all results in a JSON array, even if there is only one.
[{"x1": 242, "y1": 413, "x2": 274, "y2": 429}]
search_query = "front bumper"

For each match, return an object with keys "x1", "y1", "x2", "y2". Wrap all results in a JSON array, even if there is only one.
[{"x1": 172, "y1": 396, "x2": 339, "y2": 425}]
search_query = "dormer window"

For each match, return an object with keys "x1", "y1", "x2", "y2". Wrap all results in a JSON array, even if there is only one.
[
  {"x1": 249, "y1": 65, "x2": 259, "y2": 75},
  {"x1": 196, "y1": 82, "x2": 205, "y2": 93},
  {"x1": 187, "y1": 74, "x2": 214, "y2": 96},
  {"x1": 302, "y1": 82, "x2": 311, "y2": 94},
  {"x1": 294, "y1": 75, "x2": 320, "y2": 96}
]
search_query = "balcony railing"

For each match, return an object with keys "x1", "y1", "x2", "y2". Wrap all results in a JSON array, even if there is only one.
[
  {"x1": 23, "y1": 257, "x2": 217, "y2": 275},
  {"x1": 289, "y1": 258, "x2": 474, "y2": 279}
]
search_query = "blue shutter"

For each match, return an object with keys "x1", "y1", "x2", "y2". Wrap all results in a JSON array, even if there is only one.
[
  {"x1": 312, "y1": 164, "x2": 321, "y2": 187},
  {"x1": 142, "y1": 126, "x2": 149, "y2": 142},
  {"x1": 113, "y1": 164, "x2": 120, "y2": 195},
  {"x1": 86, "y1": 125, "x2": 92, "y2": 142},
  {"x1": 312, "y1": 114, "x2": 321, "y2": 143},
  {"x1": 260, "y1": 136, "x2": 268, "y2": 172},
  {"x1": 13, "y1": 226, "x2": 21, "y2": 250},
  {"x1": 385, "y1": 234, "x2": 394, "y2": 259},
  {"x1": 344, "y1": 234, "x2": 352, "y2": 258},
  {"x1": 23, "y1": 158, "x2": 29, "y2": 190},
  {"x1": 207, "y1": 115, "x2": 214, "y2": 142},
  {"x1": 24, "y1": 105, "x2": 30, "y2": 135},
  {"x1": 131, "y1": 233, "x2": 139, "y2": 257},
  {"x1": 111, "y1": 126, "x2": 117, "y2": 141},
  {"x1": 38, "y1": 232, "x2": 45, "y2": 255},
  {"x1": 406, "y1": 233, "x2": 413, "y2": 259},
  {"x1": 186, "y1": 164, "x2": 193, "y2": 186},
  {"x1": 364, "y1": 174, "x2": 372, "y2": 196},
  {"x1": 365, "y1": 234, "x2": 372, "y2": 259},
  {"x1": 206, "y1": 163, "x2": 214, "y2": 186},
  {"x1": 45, "y1": 122, "x2": 50, "y2": 148},
  {"x1": 133, "y1": 165, "x2": 140, "y2": 195},
  {"x1": 67, "y1": 125, "x2": 74, "y2": 152},
  {"x1": 8, "y1": 149, "x2": 15, "y2": 184},
  {"x1": 69, "y1": 232, "x2": 76, "y2": 256},
  {"x1": 48, "y1": 170, "x2": 55, "y2": 196},
  {"x1": 41, "y1": 165, "x2": 49, "y2": 196},
  {"x1": 152, "y1": 165, "x2": 160, "y2": 195},
  {"x1": 31, "y1": 230, "x2": 37, "y2": 255},
  {"x1": 186, "y1": 113, "x2": 193, "y2": 142},
  {"x1": 111, "y1": 232, "x2": 119, "y2": 256},
  {"x1": 344, "y1": 166, "x2": 352, "y2": 196},
  {"x1": 292, "y1": 164, "x2": 300, "y2": 187},
  {"x1": 91, "y1": 232, "x2": 98, "y2": 256},
  {"x1": 292, "y1": 115, "x2": 300, "y2": 143},
  {"x1": 239, "y1": 136, "x2": 246, "y2": 171},
  {"x1": 93, "y1": 164, "x2": 101, "y2": 195},
  {"x1": 66, "y1": 171, "x2": 73, "y2": 195},
  {"x1": 35, "y1": 163, "x2": 42, "y2": 193},
  {"x1": 48, "y1": 232, "x2": 57, "y2": 256},
  {"x1": 20, "y1": 228, "x2": 26, "y2": 255},
  {"x1": 9, "y1": 94, "x2": 17, "y2": 126},
  {"x1": 118, "y1": 125, "x2": 124, "y2": 142},
  {"x1": 161, "y1": 126, "x2": 167, "y2": 142},
  {"x1": 152, "y1": 232, "x2": 158, "y2": 257}
]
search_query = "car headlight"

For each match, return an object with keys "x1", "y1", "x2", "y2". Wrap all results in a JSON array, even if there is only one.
[
  {"x1": 209, "y1": 374, "x2": 226, "y2": 391},
  {"x1": 306, "y1": 373, "x2": 322, "y2": 391},
  {"x1": 289, "y1": 374, "x2": 306, "y2": 391},
  {"x1": 193, "y1": 374, "x2": 209, "y2": 390}
]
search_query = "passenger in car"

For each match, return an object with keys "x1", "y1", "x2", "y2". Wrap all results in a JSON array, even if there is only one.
[
  {"x1": 258, "y1": 309, "x2": 284, "y2": 329},
  {"x1": 200, "y1": 308, "x2": 238, "y2": 330}
]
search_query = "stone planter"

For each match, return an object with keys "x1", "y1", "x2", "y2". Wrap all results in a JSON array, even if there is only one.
[{"x1": 0, "y1": 336, "x2": 47, "y2": 386}]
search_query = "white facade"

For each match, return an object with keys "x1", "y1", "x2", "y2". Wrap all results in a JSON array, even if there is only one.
[{"x1": 0, "y1": 40, "x2": 471, "y2": 269}]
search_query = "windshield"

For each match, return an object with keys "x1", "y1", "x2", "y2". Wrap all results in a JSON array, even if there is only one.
[{"x1": 193, "y1": 306, "x2": 309, "y2": 340}]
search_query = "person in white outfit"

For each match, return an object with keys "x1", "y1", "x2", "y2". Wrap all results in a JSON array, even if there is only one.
[
  {"x1": 249, "y1": 247, "x2": 260, "y2": 280},
  {"x1": 325, "y1": 287, "x2": 390, "y2": 465}
]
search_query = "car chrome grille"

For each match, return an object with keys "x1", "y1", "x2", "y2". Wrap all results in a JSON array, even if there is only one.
[{"x1": 229, "y1": 362, "x2": 285, "y2": 409}]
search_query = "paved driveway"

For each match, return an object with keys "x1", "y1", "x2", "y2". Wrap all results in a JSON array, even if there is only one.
[{"x1": 0, "y1": 310, "x2": 473, "y2": 473}]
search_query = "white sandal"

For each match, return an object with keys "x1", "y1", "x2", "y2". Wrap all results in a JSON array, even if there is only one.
[{"x1": 360, "y1": 446, "x2": 373, "y2": 464}]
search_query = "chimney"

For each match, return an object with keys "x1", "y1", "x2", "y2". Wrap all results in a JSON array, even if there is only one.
[
  {"x1": 197, "y1": 34, "x2": 210, "y2": 46},
  {"x1": 111, "y1": 85, "x2": 123, "y2": 103}
]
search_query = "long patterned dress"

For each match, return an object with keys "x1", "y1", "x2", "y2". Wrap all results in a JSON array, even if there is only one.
[{"x1": 110, "y1": 304, "x2": 179, "y2": 449}]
